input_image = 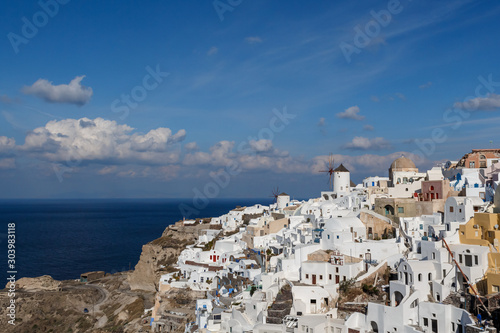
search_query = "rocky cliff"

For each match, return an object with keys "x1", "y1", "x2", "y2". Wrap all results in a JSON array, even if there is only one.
[{"x1": 127, "y1": 220, "x2": 221, "y2": 291}]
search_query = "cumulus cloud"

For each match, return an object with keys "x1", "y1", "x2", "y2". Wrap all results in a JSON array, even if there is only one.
[
  {"x1": 183, "y1": 141, "x2": 234, "y2": 167},
  {"x1": 21, "y1": 117, "x2": 185, "y2": 165},
  {"x1": 22, "y1": 76, "x2": 93, "y2": 106},
  {"x1": 182, "y1": 139, "x2": 303, "y2": 174},
  {"x1": 343, "y1": 136, "x2": 391, "y2": 150},
  {"x1": 419, "y1": 81, "x2": 433, "y2": 89},
  {"x1": 249, "y1": 139, "x2": 273, "y2": 153},
  {"x1": 0, "y1": 136, "x2": 16, "y2": 153},
  {"x1": 245, "y1": 36, "x2": 263, "y2": 44},
  {"x1": 207, "y1": 46, "x2": 218, "y2": 56},
  {"x1": 336, "y1": 106, "x2": 365, "y2": 120},
  {"x1": 363, "y1": 124, "x2": 374, "y2": 131},
  {"x1": 454, "y1": 93, "x2": 500, "y2": 111},
  {"x1": 184, "y1": 142, "x2": 199, "y2": 151},
  {"x1": 0, "y1": 137, "x2": 16, "y2": 168}
]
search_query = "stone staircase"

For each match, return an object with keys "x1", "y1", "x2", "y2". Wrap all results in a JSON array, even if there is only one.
[{"x1": 266, "y1": 285, "x2": 293, "y2": 324}]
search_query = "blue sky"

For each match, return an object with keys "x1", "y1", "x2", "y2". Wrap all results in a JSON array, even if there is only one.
[{"x1": 1, "y1": 0, "x2": 500, "y2": 199}]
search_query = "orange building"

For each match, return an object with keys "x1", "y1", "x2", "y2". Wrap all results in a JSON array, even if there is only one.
[{"x1": 457, "y1": 149, "x2": 500, "y2": 169}]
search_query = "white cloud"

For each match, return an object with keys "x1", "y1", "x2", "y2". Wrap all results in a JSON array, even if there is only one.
[
  {"x1": 370, "y1": 96, "x2": 380, "y2": 102},
  {"x1": 419, "y1": 81, "x2": 433, "y2": 89},
  {"x1": 245, "y1": 36, "x2": 263, "y2": 44},
  {"x1": 22, "y1": 75, "x2": 93, "y2": 106},
  {"x1": 454, "y1": 94, "x2": 500, "y2": 111},
  {"x1": 343, "y1": 136, "x2": 391, "y2": 150},
  {"x1": 363, "y1": 124, "x2": 374, "y2": 131},
  {"x1": 183, "y1": 139, "x2": 302, "y2": 174},
  {"x1": 249, "y1": 139, "x2": 273, "y2": 153},
  {"x1": 98, "y1": 166, "x2": 117, "y2": 175},
  {"x1": 183, "y1": 141, "x2": 234, "y2": 167},
  {"x1": 207, "y1": 46, "x2": 218, "y2": 56},
  {"x1": 21, "y1": 117, "x2": 185, "y2": 165},
  {"x1": 0, "y1": 136, "x2": 16, "y2": 153},
  {"x1": 336, "y1": 105, "x2": 365, "y2": 120},
  {"x1": 318, "y1": 117, "x2": 326, "y2": 126},
  {"x1": 395, "y1": 93, "x2": 406, "y2": 101},
  {"x1": 184, "y1": 142, "x2": 199, "y2": 151}
]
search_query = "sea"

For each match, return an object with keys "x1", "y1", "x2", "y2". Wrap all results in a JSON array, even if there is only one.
[{"x1": 0, "y1": 198, "x2": 273, "y2": 284}]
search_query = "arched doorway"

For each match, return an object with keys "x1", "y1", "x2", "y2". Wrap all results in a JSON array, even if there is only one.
[
  {"x1": 393, "y1": 291, "x2": 404, "y2": 306},
  {"x1": 384, "y1": 205, "x2": 395, "y2": 216}
]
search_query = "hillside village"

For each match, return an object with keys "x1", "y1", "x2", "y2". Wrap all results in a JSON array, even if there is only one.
[{"x1": 145, "y1": 148, "x2": 500, "y2": 333}]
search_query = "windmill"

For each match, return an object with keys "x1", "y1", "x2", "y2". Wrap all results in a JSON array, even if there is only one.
[
  {"x1": 270, "y1": 187, "x2": 280, "y2": 203},
  {"x1": 319, "y1": 153, "x2": 335, "y2": 190}
]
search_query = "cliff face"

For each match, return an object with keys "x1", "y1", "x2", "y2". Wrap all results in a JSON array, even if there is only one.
[{"x1": 127, "y1": 221, "x2": 221, "y2": 291}]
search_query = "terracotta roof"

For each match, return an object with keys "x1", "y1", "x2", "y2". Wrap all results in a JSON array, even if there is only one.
[{"x1": 278, "y1": 192, "x2": 289, "y2": 196}]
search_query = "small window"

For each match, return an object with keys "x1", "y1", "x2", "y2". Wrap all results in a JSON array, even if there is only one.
[
  {"x1": 306, "y1": 274, "x2": 309, "y2": 279},
  {"x1": 430, "y1": 186, "x2": 435, "y2": 191},
  {"x1": 423, "y1": 318, "x2": 428, "y2": 327},
  {"x1": 459, "y1": 255, "x2": 463, "y2": 263},
  {"x1": 418, "y1": 273, "x2": 422, "y2": 281},
  {"x1": 493, "y1": 285, "x2": 500, "y2": 293},
  {"x1": 449, "y1": 206, "x2": 454, "y2": 213},
  {"x1": 398, "y1": 207, "x2": 405, "y2": 213},
  {"x1": 475, "y1": 256, "x2": 478, "y2": 265},
  {"x1": 320, "y1": 275, "x2": 323, "y2": 280},
  {"x1": 329, "y1": 274, "x2": 332, "y2": 280}
]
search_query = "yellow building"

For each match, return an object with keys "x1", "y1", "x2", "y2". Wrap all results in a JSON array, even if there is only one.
[{"x1": 459, "y1": 213, "x2": 500, "y2": 295}]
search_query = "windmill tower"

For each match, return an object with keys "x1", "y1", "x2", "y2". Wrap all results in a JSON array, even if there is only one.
[{"x1": 333, "y1": 164, "x2": 350, "y2": 193}]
